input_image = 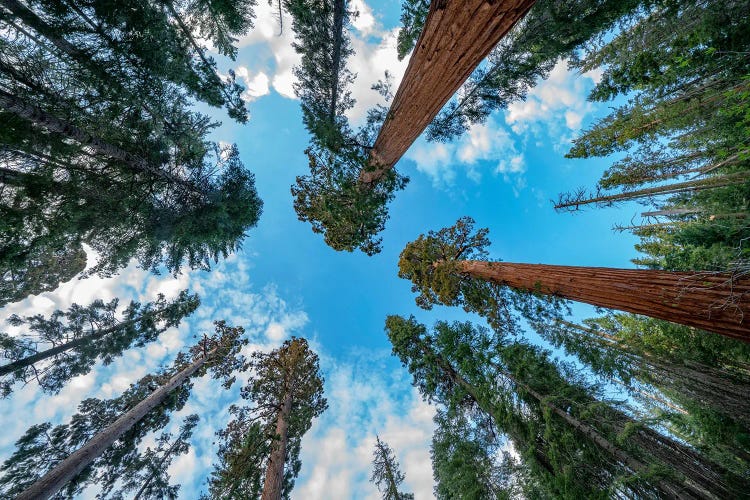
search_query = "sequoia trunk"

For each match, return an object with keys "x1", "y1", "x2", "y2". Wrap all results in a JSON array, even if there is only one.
[
  {"x1": 15, "y1": 352, "x2": 211, "y2": 500},
  {"x1": 360, "y1": 0, "x2": 536, "y2": 184},
  {"x1": 458, "y1": 260, "x2": 750, "y2": 341},
  {"x1": 261, "y1": 385, "x2": 293, "y2": 500}
]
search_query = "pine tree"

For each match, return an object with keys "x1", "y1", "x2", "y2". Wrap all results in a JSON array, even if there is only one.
[
  {"x1": 4, "y1": 321, "x2": 247, "y2": 500},
  {"x1": 0, "y1": 290, "x2": 199, "y2": 397},
  {"x1": 207, "y1": 337, "x2": 327, "y2": 500},
  {"x1": 370, "y1": 436, "x2": 414, "y2": 500},
  {"x1": 399, "y1": 217, "x2": 750, "y2": 341}
]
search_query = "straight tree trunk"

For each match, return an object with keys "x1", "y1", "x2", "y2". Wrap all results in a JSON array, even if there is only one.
[
  {"x1": 457, "y1": 260, "x2": 750, "y2": 341},
  {"x1": 555, "y1": 170, "x2": 750, "y2": 210},
  {"x1": 329, "y1": 0, "x2": 346, "y2": 121},
  {"x1": 360, "y1": 0, "x2": 536, "y2": 184},
  {"x1": 0, "y1": 90, "x2": 199, "y2": 191},
  {"x1": 15, "y1": 351, "x2": 213, "y2": 500},
  {"x1": 0, "y1": 305, "x2": 172, "y2": 377},
  {"x1": 261, "y1": 386, "x2": 294, "y2": 500}
]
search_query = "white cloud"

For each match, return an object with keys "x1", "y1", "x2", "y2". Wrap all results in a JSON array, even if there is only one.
[
  {"x1": 294, "y1": 354, "x2": 436, "y2": 499},
  {"x1": 406, "y1": 119, "x2": 525, "y2": 188},
  {"x1": 504, "y1": 60, "x2": 600, "y2": 149},
  {"x1": 236, "y1": 67, "x2": 271, "y2": 102}
]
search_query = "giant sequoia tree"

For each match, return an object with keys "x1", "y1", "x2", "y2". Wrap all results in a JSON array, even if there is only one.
[
  {"x1": 399, "y1": 217, "x2": 750, "y2": 341},
  {"x1": 207, "y1": 337, "x2": 327, "y2": 500},
  {"x1": 0, "y1": 0, "x2": 262, "y2": 296},
  {"x1": 3, "y1": 321, "x2": 247, "y2": 500},
  {"x1": 387, "y1": 315, "x2": 750, "y2": 498},
  {"x1": 292, "y1": 0, "x2": 534, "y2": 254}
]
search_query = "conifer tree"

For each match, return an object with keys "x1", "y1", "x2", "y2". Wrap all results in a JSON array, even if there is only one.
[
  {"x1": 207, "y1": 337, "x2": 327, "y2": 500},
  {"x1": 0, "y1": 0, "x2": 263, "y2": 292},
  {"x1": 109, "y1": 414, "x2": 200, "y2": 500},
  {"x1": 399, "y1": 217, "x2": 750, "y2": 340},
  {"x1": 386, "y1": 315, "x2": 749, "y2": 498},
  {"x1": 370, "y1": 436, "x2": 414, "y2": 500},
  {"x1": 0, "y1": 290, "x2": 199, "y2": 397},
  {"x1": 4, "y1": 321, "x2": 247, "y2": 500}
]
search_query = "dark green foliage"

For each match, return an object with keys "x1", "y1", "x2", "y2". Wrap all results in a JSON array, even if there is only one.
[
  {"x1": 558, "y1": 0, "x2": 750, "y2": 274},
  {"x1": 398, "y1": 217, "x2": 568, "y2": 333},
  {"x1": 207, "y1": 337, "x2": 327, "y2": 499},
  {"x1": 0, "y1": 290, "x2": 200, "y2": 397},
  {"x1": 0, "y1": 0, "x2": 263, "y2": 295},
  {"x1": 370, "y1": 436, "x2": 414, "y2": 500},
  {"x1": 432, "y1": 407, "x2": 526, "y2": 500},
  {"x1": 540, "y1": 315, "x2": 750, "y2": 477},
  {"x1": 395, "y1": 0, "x2": 429, "y2": 60},
  {"x1": 286, "y1": 0, "x2": 407, "y2": 255},
  {"x1": 0, "y1": 321, "x2": 247, "y2": 499},
  {"x1": 0, "y1": 370, "x2": 193, "y2": 499},
  {"x1": 386, "y1": 315, "x2": 748, "y2": 498}
]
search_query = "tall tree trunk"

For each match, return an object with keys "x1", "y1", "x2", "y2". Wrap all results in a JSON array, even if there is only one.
[
  {"x1": 555, "y1": 170, "x2": 750, "y2": 211},
  {"x1": 328, "y1": 0, "x2": 346, "y2": 121},
  {"x1": 457, "y1": 260, "x2": 750, "y2": 341},
  {"x1": 15, "y1": 350, "x2": 213, "y2": 500},
  {"x1": 0, "y1": 305, "x2": 172, "y2": 377},
  {"x1": 261, "y1": 385, "x2": 293, "y2": 500},
  {"x1": 0, "y1": 90, "x2": 199, "y2": 191},
  {"x1": 360, "y1": 0, "x2": 536, "y2": 184}
]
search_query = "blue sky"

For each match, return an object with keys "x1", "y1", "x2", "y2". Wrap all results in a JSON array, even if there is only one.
[{"x1": 0, "y1": 0, "x2": 646, "y2": 497}]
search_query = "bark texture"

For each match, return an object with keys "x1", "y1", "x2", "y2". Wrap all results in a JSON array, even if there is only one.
[
  {"x1": 458, "y1": 260, "x2": 750, "y2": 341},
  {"x1": 260, "y1": 387, "x2": 293, "y2": 500},
  {"x1": 15, "y1": 353, "x2": 210, "y2": 500},
  {"x1": 360, "y1": 0, "x2": 536, "y2": 184}
]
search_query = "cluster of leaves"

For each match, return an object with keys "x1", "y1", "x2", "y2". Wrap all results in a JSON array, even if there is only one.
[{"x1": 398, "y1": 216, "x2": 568, "y2": 334}]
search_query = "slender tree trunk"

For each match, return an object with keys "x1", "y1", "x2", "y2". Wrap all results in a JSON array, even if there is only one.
[
  {"x1": 329, "y1": 0, "x2": 346, "y2": 121},
  {"x1": 0, "y1": 89, "x2": 200, "y2": 191},
  {"x1": 132, "y1": 427, "x2": 186, "y2": 500},
  {"x1": 360, "y1": 0, "x2": 536, "y2": 184},
  {"x1": 555, "y1": 170, "x2": 750, "y2": 210},
  {"x1": 0, "y1": 304, "x2": 172, "y2": 377},
  {"x1": 261, "y1": 385, "x2": 293, "y2": 500},
  {"x1": 457, "y1": 260, "x2": 750, "y2": 341},
  {"x1": 15, "y1": 351, "x2": 212, "y2": 500}
]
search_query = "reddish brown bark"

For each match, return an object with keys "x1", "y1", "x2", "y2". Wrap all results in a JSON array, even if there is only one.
[
  {"x1": 360, "y1": 0, "x2": 535, "y2": 184},
  {"x1": 458, "y1": 260, "x2": 750, "y2": 342},
  {"x1": 260, "y1": 386, "x2": 293, "y2": 500}
]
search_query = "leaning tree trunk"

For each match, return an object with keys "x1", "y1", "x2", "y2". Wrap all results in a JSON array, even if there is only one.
[
  {"x1": 457, "y1": 260, "x2": 750, "y2": 342},
  {"x1": 0, "y1": 303, "x2": 173, "y2": 377},
  {"x1": 0, "y1": 90, "x2": 201, "y2": 191},
  {"x1": 359, "y1": 0, "x2": 536, "y2": 184},
  {"x1": 260, "y1": 383, "x2": 294, "y2": 500},
  {"x1": 15, "y1": 351, "x2": 212, "y2": 500}
]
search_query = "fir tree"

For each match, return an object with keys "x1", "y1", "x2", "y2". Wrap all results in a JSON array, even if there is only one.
[
  {"x1": 370, "y1": 436, "x2": 414, "y2": 500},
  {"x1": 386, "y1": 315, "x2": 750, "y2": 498},
  {"x1": 0, "y1": 290, "x2": 200, "y2": 397}
]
